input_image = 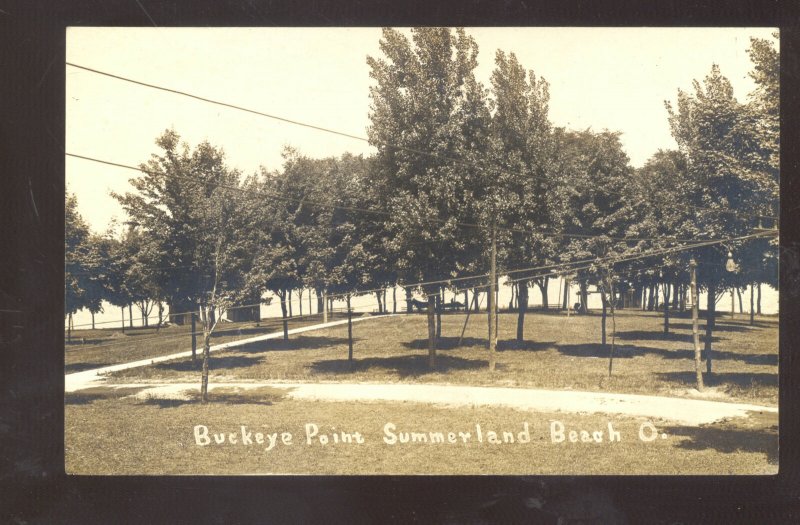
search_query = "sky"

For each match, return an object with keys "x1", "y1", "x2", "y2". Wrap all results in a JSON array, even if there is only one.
[{"x1": 66, "y1": 27, "x2": 778, "y2": 234}]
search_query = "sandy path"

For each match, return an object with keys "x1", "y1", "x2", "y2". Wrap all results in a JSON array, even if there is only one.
[
  {"x1": 64, "y1": 314, "x2": 395, "y2": 392},
  {"x1": 82, "y1": 381, "x2": 777, "y2": 426}
]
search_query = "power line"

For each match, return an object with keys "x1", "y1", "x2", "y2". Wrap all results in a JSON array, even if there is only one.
[
  {"x1": 64, "y1": 224, "x2": 775, "y2": 329},
  {"x1": 67, "y1": 62, "x2": 776, "y2": 229},
  {"x1": 67, "y1": 151, "x2": 705, "y2": 244}
]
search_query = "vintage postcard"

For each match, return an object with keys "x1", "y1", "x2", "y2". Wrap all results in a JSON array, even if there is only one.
[{"x1": 64, "y1": 27, "x2": 778, "y2": 476}]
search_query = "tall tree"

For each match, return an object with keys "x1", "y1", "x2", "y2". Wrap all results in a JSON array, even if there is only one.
[
  {"x1": 367, "y1": 27, "x2": 491, "y2": 367},
  {"x1": 666, "y1": 62, "x2": 777, "y2": 372},
  {"x1": 488, "y1": 50, "x2": 556, "y2": 344},
  {"x1": 115, "y1": 130, "x2": 252, "y2": 401}
]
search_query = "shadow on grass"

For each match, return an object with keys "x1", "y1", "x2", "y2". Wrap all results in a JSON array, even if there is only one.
[
  {"x1": 616, "y1": 330, "x2": 721, "y2": 344},
  {"x1": 668, "y1": 322, "x2": 766, "y2": 333},
  {"x1": 555, "y1": 342, "x2": 777, "y2": 366},
  {"x1": 65, "y1": 386, "x2": 147, "y2": 405},
  {"x1": 655, "y1": 371, "x2": 778, "y2": 389},
  {"x1": 152, "y1": 355, "x2": 263, "y2": 372},
  {"x1": 232, "y1": 336, "x2": 353, "y2": 353},
  {"x1": 664, "y1": 415, "x2": 778, "y2": 464},
  {"x1": 555, "y1": 343, "x2": 656, "y2": 359},
  {"x1": 310, "y1": 354, "x2": 488, "y2": 378},
  {"x1": 140, "y1": 395, "x2": 275, "y2": 408},
  {"x1": 65, "y1": 362, "x2": 112, "y2": 373},
  {"x1": 401, "y1": 336, "x2": 554, "y2": 352}
]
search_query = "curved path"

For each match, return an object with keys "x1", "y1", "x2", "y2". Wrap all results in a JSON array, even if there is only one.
[
  {"x1": 76, "y1": 381, "x2": 776, "y2": 427},
  {"x1": 66, "y1": 314, "x2": 777, "y2": 427},
  {"x1": 65, "y1": 314, "x2": 395, "y2": 392}
]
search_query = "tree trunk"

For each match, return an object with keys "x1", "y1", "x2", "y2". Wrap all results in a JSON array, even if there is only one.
[
  {"x1": 579, "y1": 282, "x2": 588, "y2": 314},
  {"x1": 347, "y1": 295, "x2": 353, "y2": 364},
  {"x1": 705, "y1": 281, "x2": 716, "y2": 374},
  {"x1": 121, "y1": 306, "x2": 125, "y2": 333},
  {"x1": 376, "y1": 291, "x2": 383, "y2": 314},
  {"x1": 737, "y1": 287, "x2": 744, "y2": 313},
  {"x1": 405, "y1": 287, "x2": 413, "y2": 314},
  {"x1": 474, "y1": 289, "x2": 481, "y2": 312},
  {"x1": 608, "y1": 281, "x2": 617, "y2": 377},
  {"x1": 654, "y1": 285, "x2": 659, "y2": 311},
  {"x1": 158, "y1": 302, "x2": 163, "y2": 326},
  {"x1": 91, "y1": 311, "x2": 95, "y2": 330},
  {"x1": 509, "y1": 283, "x2": 515, "y2": 311},
  {"x1": 757, "y1": 282, "x2": 762, "y2": 314},
  {"x1": 280, "y1": 291, "x2": 289, "y2": 341},
  {"x1": 67, "y1": 313, "x2": 72, "y2": 343},
  {"x1": 750, "y1": 283, "x2": 755, "y2": 326},
  {"x1": 672, "y1": 283, "x2": 679, "y2": 310},
  {"x1": 383, "y1": 289, "x2": 388, "y2": 314},
  {"x1": 435, "y1": 292, "x2": 442, "y2": 341},
  {"x1": 129, "y1": 303, "x2": 133, "y2": 328},
  {"x1": 299, "y1": 289, "x2": 303, "y2": 317},
  {"x1": 663, "y1": 282, "x2": 670, "y2": 334},
  {"x1": 427, "y1": 295, "x2": 436, "y2": 368},
  {"x1": 317, "y1": 290, "x2": 324, "y2": 314},
  {"x1": 601, "y1": 292, "x2": 607, "y2": 347},
  {"x1": 200, "y1": 305, "x2": 211, "y2": 403},
  {"x1": 393, "y1": 286, "x2": 397, "y2": 314},
  {"x1": 690, "y1": 260, "x2": 703, "y2": 390},
  {"x1": 563, "y1": 277, "x2": 570, "y2": 310},
  {"x1": 191, "y1": 311, "x2": 197, "y2": 362},
  {"x1": 288, "y1": 291, "x2": 293, "y2": 317},
  {"x1": 463, "y1": 290, "x2": 468, "y2": 312},
  {"x1": 516, "y1": 280, "x2": 528, "y2": 343},
  {"x1": 538, "y1": 277, "x2": 549, "y2": 310},
  {"x1": 680, "y1": 284, "x2": 686, "y2": 312}
]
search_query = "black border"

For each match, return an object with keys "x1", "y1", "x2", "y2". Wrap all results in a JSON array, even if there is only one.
[{"x1": 3, "y1": 1, "x2": 799, "y2": 522}]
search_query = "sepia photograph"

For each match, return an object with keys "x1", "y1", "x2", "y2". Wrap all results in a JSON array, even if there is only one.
[{"x1": 64, "y1": 27, "x2": 779, "y2": 476}]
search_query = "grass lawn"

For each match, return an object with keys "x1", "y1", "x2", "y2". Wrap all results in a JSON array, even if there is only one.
[
  {"x1": 65, "y1": 312, "x2": 349, "y2": 373},
  {"x1": 105, "y1": 309, "x2": 779, "y2": 406},
  {"x1": 65, "y1": 389, "x2": 778, "y2": 475}
]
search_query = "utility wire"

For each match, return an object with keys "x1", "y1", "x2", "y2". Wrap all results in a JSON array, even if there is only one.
[
  {"x1": 67, "y1": 62, "x2": 776, "y2": 227},
  {"x1": 67, "y1": 152, "x2": 707, "y2": 244},
  {"x1": 65, "y1": 225, "x2": 776, "y2": 329}
]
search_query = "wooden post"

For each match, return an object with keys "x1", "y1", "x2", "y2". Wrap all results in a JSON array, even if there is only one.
[
  {"x1": 191, "y1": 311, "x2": 197, "y2": 362},
  {"x1": 488, "y1": 221, "x2": 497, "y2": 371},
  {"x1": 347, "y1": 294, "x2": 353, "y2": 364},
  {"x1": 690, "y1": 259, "x2": 703, "y2": 390}
]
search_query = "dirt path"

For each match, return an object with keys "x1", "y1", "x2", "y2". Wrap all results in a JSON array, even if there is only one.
[
  {"x1": 78, "y1": 380, "x2": 777, "y2": 426},
  {"x1": 64, "y1": 314, "x2": 395, "y2": 392},
  {"x1": 66, "y1": 313, "x2": 777, "y2": 427}
]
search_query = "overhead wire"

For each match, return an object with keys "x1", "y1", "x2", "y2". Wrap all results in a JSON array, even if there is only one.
[{"x1": 67, "y1": 62, "x2": 776, "y2": 224}]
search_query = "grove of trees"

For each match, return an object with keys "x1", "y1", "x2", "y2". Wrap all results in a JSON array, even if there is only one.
[{"x1": 66, "y1": 28, "x2": 779, "y2": 398}]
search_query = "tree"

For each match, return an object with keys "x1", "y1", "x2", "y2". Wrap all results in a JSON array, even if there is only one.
[
  {"x1": 65, "y1": 192, "x2": 90, "y2": 339},
  {"x1": 666, "y1": 60, "x2": 778, "y2": 373},
  {"x1": 551, "y1": 129, "x2": 633, "y2": 347},
  {"x1": 115, "y1": 130, "x2": 253, "y2": 402},
  {"x1": 626, "y1": 149, "x2": 696, "y2": 332},
  {"x1": 488, "y1": 49, "x2": 556, "y2": 345},
  {"x1": 367, "y1": 27, "x2": 492, "y2": 367}
]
